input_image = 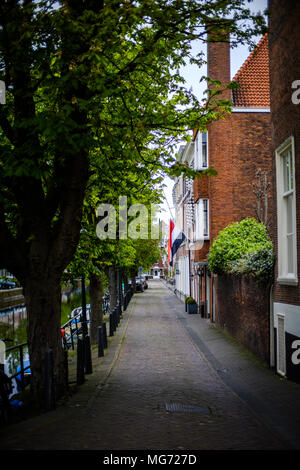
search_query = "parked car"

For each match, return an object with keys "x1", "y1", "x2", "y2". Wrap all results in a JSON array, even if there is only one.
[
  {"x1": 0, "y1": 280, "x2": 16, "y2": 290},
  {"x1": 135, "y1": 277, "x2": 145, "y2": 292}
]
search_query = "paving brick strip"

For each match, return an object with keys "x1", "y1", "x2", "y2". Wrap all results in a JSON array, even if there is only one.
[{"x1": 0, "y1": 280, "x2": 300, "y2": 450}]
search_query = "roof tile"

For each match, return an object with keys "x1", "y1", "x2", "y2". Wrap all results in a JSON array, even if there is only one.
[{"x1": 232, "y1": 34, "x2": 270, "y2": 107}]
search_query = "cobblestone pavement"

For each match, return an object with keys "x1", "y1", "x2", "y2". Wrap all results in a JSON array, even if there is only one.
[{"x1": 1, "y1": 280, "x2": 300, "y2": 450}]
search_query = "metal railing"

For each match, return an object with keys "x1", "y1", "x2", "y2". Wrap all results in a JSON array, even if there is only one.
[
  {"x1": 0, "y1": 286, "x2": 134, "y2": 419},
  {"x1": 4, "y1": 342, "x2": 30, "y2": 393},
  {"x1": 61, "y1": 310, "x2": 83, "y2": 351}
]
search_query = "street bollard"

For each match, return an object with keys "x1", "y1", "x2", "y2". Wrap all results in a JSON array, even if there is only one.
[
  {"x1": 116, "y1": 305, "x2": 120, "y2": 326},
  {"x1": 98, "y1": 326, "x2": 104, "y2": 358},
  {"x1": 84, "y1": 335, "x2": 93, "y2": 374},
  {"x1": 113, "y1": 308, "x2": 117, "y2": 331},
  {"x1": 109, "y1": 313, "x2": 114, "y2": 337},
  {"x1": 64, "y1": 349, "x2": 69, "y2": 391},
  {"x1": 102, "y1": 322, "x2": 108, "y2": 349},
  {"x1": 44, "y1": 348, "x2": 55, "y2": 412},
  {"x1": 76, "y1": 338, "x2": 85, "y2": 385}
]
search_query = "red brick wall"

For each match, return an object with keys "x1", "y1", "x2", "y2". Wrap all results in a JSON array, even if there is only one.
[
  {"x1": 207, "y1": 34, "x2": 231, "y2": 100},
  {"x1": 214, "y1": 274, "x2": 271, "y2": 363},
  {"x1": 192, "y1": 241, "x2": 210, "y2": 263},
  {"x1": 269, "y1": 0, "x2": 300, "y2": 306},
  {"x1": 193, "y1": 174, "x2": 209, "y2": 202},
  {"x1": 207, "y1": 111, "x2": 272, "y2": 242},
  {"x1": 207, "y1": 116, "x2": 233, "y2": 241},
  {"x1": 230, "y1": 113, "x2": 273, "y2": 229}
]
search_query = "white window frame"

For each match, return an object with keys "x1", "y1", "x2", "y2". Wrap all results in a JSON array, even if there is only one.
[
  {"x1": 194, "y1": 198, "x2": 209, "y2": 241},
  {"x1": 276, "y1": 313, "x2": 286, "y2": 377},
  {"x1": 194, "y1": 131, "x2": 208, "y2": 170},
  {"x1": 276, "y1": 136, "x2": 298, "y2": 285}
]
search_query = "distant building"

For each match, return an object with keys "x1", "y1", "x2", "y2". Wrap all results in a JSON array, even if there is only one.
[
  {"x1": 149, "y1": 261, "x2": 164, "y2": 279},
  {"x1": 149, "y1": 229, "x2": 169, "y2": 279}
]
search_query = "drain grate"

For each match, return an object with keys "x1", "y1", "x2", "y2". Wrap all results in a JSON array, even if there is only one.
[{"x1": 163, "y1": 402, "x2": 211, "y2": 415}]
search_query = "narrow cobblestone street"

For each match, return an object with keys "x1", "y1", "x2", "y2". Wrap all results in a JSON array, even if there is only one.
[{"x1": 1, "y1": 280, "x2": 300, "y2": 450}]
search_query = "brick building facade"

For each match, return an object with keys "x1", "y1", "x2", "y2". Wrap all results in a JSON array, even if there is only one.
[
  {"x1": 214, "y1": 275, "x2": 271, "y2": 363},
  {"x1": 269, "y1": 0, "x2": 300, "y2": 382},
  {"x1": 173, "y1": 33, "x2": 273, "y2": 330}
]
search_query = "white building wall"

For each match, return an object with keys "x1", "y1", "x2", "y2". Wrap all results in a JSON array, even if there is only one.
[
  {"x1": 273, "y1": 302, "x2": 300, "y2": 382},
  {"x1": 176, "y1": 255, "x2": 190, "y2": 298}
]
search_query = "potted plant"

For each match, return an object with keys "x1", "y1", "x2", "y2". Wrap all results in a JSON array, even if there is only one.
[
  {"x1": 185, "y1": 296, "x2": 198, "y2": 314},
  {"x1": 184, "y1": 296, "x2": 194, "y2": 312},
  {"x1": 184, "y1": 296, "x2": 190, "y2": 312}
]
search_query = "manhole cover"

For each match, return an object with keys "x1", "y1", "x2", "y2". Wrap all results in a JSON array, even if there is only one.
[{"x1": 163, "y1": 402, "x2": 211, "y2": 415}]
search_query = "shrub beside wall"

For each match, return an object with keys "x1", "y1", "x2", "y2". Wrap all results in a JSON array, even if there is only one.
[
  {"x1": 214, "y1": 274, "x2": 271, "y2": 363},
  {"x1": 208, "y1": 219, "x2": 275, "y2": 364}
]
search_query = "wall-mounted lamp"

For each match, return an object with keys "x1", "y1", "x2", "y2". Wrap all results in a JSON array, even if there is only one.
[{"x1": 197, "y1": 267, "x2": 204, "y2": 277}]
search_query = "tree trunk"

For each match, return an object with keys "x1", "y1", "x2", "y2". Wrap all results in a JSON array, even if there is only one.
[
  {"x1": 130, "y1": 268, "x2": 137, "y2": 293},
  {"x1": 89, "y1": 272, "x2": 103, "y2": 345},
  {"x1": 23, "y1": 277, "x2": 67, "y2": 408},
  {"x1": 124, "y1": 270, "x2": 129, "y2": 292},
  {"x1": 108, "y1": 266, "x2": 118, "y2": 311}
]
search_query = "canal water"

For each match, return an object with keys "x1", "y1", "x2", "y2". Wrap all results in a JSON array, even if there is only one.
[
  {"x1": 0, "y1": 306, "x2": 28, "y2": 398},
  {"x1": 0, "y1": 287, "x2": 93, "y2": 399}
]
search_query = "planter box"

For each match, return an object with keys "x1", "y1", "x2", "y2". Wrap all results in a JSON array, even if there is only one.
[{"x1": 187, "y1": 303, "x2": 198, "y2": 314}]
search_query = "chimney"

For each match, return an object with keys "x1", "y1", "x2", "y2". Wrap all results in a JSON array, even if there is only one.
[{"x1": 207, "y1": 22, "x2": 231, "y2": 101}]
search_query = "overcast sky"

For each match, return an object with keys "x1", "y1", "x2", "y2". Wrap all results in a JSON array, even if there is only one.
[{"x1": 159, "y1": 0, "x2": 268, "y2": 225}]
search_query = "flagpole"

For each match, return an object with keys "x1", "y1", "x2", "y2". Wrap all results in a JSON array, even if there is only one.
[
  {"x1": 162, "y1": 187, "x2": 174, "y2": 220},
  {"x1": 187, "y1": 237, "x2": 192, "y2": 298}
]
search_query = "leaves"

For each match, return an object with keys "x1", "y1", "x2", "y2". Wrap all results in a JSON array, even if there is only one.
[
  {"x1": 208, "y1": 218, "x2": 275, "y2": 281},
  {"x1": 0, "y1": 0, "x2": 267, "y2": 278}
]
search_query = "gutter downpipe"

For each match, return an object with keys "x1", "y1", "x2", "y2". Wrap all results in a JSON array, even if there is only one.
[{"x1": 270, "y1": 283, "x2": 275, "y2": 368}]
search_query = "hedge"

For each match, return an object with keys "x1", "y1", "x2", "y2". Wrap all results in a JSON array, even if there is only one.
[{"x1": 208, "y1": 218, "x2": 275, "y2": 281}]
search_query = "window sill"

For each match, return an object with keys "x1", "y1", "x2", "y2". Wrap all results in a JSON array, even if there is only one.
[
  {"x1": 195, "y1": 167, "x2": 208, "y2": 172},
  {"x1": 277, "y1": 276, "x2": 298, "y2": 286}
]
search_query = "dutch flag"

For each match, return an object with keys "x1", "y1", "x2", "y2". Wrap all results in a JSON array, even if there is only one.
[{"x1": 168, "y1": 219, "x2": 186, "y2": 267}]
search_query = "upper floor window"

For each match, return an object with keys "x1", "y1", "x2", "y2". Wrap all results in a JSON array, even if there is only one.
[
  {"x1": 202, "y1": 133, "x2": 207, "y2": 168},
  {"x1": 194, "y1": 198, "x2": 209, "y2": 241},
  {"x1": 276, "y1": 136, "x2": 298, "y2": 285},
  {"x1": 195, "y1": 131, "x2": 208, "y2": 170},
  {"x1": 203, "y1": 199, "x2": 208, "y2": 237}
]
